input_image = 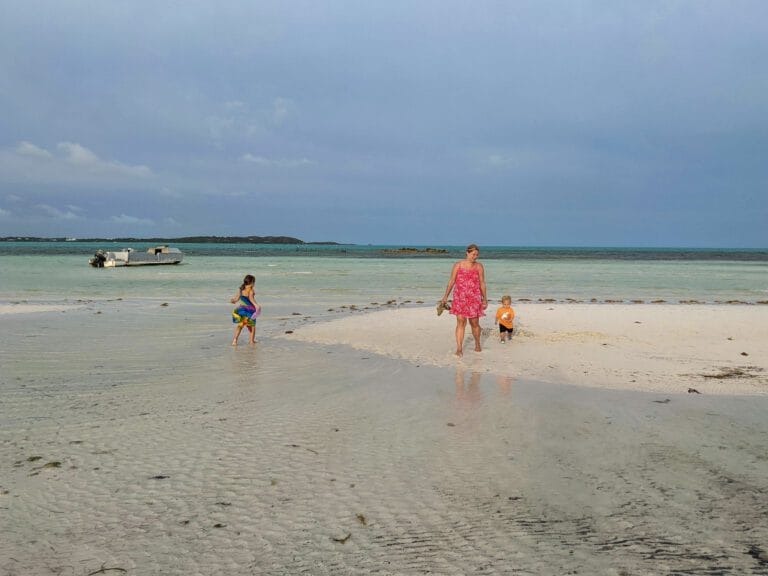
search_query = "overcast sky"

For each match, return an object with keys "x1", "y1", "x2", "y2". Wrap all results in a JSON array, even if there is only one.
[{"x1": 1, "y1": 1, "x2": 766, "y2": 246}]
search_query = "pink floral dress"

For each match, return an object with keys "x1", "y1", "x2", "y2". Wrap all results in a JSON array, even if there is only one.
[{"x1": 450, "y1": 266, "x2": 485, "y2": 318}]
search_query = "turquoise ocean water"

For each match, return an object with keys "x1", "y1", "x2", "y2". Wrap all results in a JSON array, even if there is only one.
[{"x1": 1, "y1": 242, "x2": 767, "y2": 315}]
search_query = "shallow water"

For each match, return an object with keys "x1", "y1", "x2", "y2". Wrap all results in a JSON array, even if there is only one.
[
  {"x1": 2, "y1": 251, "x2": 768, "y2": 573},
  {"x1": 2, "y1": 304, "x2": 768, "y2": 574},
  {"x1": 2, "y1": 252, "x2": 768, "y2": 311}
]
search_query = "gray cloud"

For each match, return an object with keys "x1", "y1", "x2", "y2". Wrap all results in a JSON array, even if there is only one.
[
  {"x1": 34, "y1": 204, "x2": 82, "y2": 221},
  {"x1": 240, "y1": 154, "x2": 317, "y2": 168},
  {"x1": 57, "y1": 142, "x2": 152, "y2": 178},
  {"x1": 16, "y1": 141, "x2": 52, "y2": 158},
  {"x1": 110, "y1": 214, "x2": 155, "y2": 226},
  {"x1": 1, "y1": 141, "x2": 152, "y2": 187}
]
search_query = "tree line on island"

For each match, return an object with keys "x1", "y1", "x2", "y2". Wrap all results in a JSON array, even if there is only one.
[
  {"x1": 1, "y1": 236, "x2": 339, "y2": 245},
  {"x1": 1, "y1": 236, "x2": 455, "y2": 257}
]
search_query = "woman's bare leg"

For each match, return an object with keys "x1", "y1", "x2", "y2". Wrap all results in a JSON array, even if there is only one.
[
  {"x1": 469, "y1": 318, "x2": 482, "y2": 352},
  {"x1": 455, "y1": 316, "x2": 467, "y2": 356},
  {"x1": 247, "y1": 324, "x2": 255, "y2": 344}
]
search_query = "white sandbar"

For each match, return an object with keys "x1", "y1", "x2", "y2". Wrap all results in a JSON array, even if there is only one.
[
  {"x1": 0, "y1": 303, "x2": 82, "y2": 315},
  {"x1": 284, "y1": 303, "x2": 768, "y2": 395}
]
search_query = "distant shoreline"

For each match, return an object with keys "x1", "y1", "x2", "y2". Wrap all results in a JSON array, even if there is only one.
[
  {"x1": 0, "y1": 236, "x2": 342, "y2": 245},
  {"x1": 1, "y1": 240, "x2": 767, "y2": 261},
  {"x1": 3, "y1": 237, "x2": 766, "y2": 252}
]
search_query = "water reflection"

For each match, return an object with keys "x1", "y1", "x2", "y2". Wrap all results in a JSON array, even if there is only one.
[
  {"x1": 229, "y1": 340, "x2": 262, "y2": 386},
  {"x1": 454, "y1": 368, "x2": 515, "y2": 410},
  {"x1": 455, "y1": 369, "x2": 483, "y2": 408},
  {"x1": 495, "y1": 374, "x2": 513, "y2": 396}
]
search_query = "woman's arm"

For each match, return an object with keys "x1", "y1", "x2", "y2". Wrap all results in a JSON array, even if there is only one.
[
  {"x1": 442, "y1": 263, "x2": 459, "y2": 302},
  {"x1": 478, "y1": 263, "x2": 488, "y2": 308}
]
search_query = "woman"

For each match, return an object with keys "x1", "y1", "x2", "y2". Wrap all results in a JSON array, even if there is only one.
[{"x1": 441, "y1": 244, "x2": 488, "y2": 356}]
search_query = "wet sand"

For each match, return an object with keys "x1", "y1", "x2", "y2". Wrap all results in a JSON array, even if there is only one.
[{"x1": 2, "y1": 304, "x2": 768, "y2": 575}]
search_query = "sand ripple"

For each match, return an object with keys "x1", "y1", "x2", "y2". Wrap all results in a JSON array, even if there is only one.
[{"x1": 2, "y1": 307, "x2": 768, "y2": 574}]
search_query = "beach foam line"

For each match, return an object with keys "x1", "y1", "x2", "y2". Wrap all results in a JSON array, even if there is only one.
[
  {"x1": 0, "y1": 303, "x2": 83, "y2": 315},
  {"x1": 281, "y1": 304, "x2": 768, "y2": 396}
]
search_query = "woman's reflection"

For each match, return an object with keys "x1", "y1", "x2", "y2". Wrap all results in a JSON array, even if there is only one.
[{"x1": 455, "y1": 368, "x2": 483, "y2": 408}]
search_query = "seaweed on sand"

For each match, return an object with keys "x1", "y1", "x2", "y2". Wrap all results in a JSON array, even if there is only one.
[
  {"x1": 331, "y1": 533, "x2": 351, "y2": 544},
  {"x1": 700, "y1": 366, "x2": 764, "y2": 379},
  {"x1": 86, "y1": 565, "x2": 127, "y2": 575}
]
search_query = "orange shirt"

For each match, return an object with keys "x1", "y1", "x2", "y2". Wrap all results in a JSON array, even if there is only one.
[{"x1": 495, "y1": 305, "x2": 515, "y2": 329}]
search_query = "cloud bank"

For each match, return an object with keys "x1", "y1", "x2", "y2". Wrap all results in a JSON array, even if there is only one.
[{"x1": 1, "y1": 1, "x2": 766, "y2": 245}]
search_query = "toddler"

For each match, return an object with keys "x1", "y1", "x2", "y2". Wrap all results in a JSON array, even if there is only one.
[{"x1": 495, "y1": 295, "x2": 515, "y2": 343}]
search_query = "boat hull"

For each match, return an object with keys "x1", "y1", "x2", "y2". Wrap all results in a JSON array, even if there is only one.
[{"x1": 89, "y1": 246, "x2": 183, "y2": 267}]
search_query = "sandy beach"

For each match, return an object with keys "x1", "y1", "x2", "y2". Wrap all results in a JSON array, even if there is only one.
[
  {"x1": 0, "y1": 303, "x2": 84, "y2": 315},
  {"x1": 2, "y1": 300, "x2": 768, "y2": 574},
  {"x1": 283, "y1": 303, "x2": 768, "y2": 396}
]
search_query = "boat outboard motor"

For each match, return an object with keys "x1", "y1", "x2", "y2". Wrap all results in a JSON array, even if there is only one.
[{"x1": 89, "y1": 250, "x2": 107, "y2": 268}]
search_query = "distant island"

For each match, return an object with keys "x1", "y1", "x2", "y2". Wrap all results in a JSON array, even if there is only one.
[
  {"x1": 381, "y1": 247, "x2": 449, "y2": 254},
  {"x1": 1, "y1": 236, "x2": 341, "y2": 245}
]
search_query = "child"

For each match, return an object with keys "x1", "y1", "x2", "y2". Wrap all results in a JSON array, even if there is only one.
[
  {"x1": 495, "y1": 295, "x2": 515, "y2": 343},
  {"x1": 231, "y1": 274, "x2": 261, "y2": 346}
]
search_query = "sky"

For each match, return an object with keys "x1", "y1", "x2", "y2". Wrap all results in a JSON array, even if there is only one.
[{"x1": 1, "y1": 1, "x2": 767, "y2": 247}]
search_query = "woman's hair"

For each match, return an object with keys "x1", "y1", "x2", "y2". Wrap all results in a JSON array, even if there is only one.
[
  {"x1": 240, "y1": 274, "x2": 255, "y2": 291},
  {"x1": 466, "y1": 243, "x2": 480, "y2": 253}
]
